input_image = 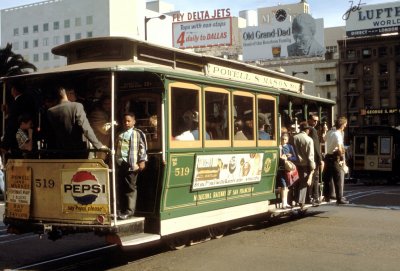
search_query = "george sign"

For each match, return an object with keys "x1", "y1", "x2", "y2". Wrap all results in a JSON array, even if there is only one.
[
  {"x1": 242, "y1": 13, "x2": 325, "y2": 61},
  {"x1": 6, "y1": 167, "x2": 32, "y2": 219},
  {"x1": 61, "y1": 169, "x2": 109, "y2": 214},
  {"x1": 360, "y1": 108, "x2": 400, "y2": 115},
  {"x1": 206, "y1": 64, "x2": 301, "y2": 92},
  {"x1": 345, "y1": 1, "x2": 400, "y2": 37},
  {"x1": 173, "y1": 17, "x2": 232, "y2": 49},
  {"x1": 192, "y1": 153, "x2": 264, "y2": 190}
]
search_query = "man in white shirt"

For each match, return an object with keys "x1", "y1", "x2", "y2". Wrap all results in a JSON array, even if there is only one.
[{"x1": 322, "y1": 116, "x2": 349, "y2": 204}]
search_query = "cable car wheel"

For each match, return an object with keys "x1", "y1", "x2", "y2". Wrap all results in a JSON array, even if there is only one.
[
  {"x1": 165, "y1": 235, "x2": 190, "y2": 250},
  {"x1": 208, "y1": 224, "x2": 227, "y2": 239}
]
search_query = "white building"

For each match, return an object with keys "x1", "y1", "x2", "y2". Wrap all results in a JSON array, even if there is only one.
[{"x1": 1, "y1": 0, "x2": 172, "y2": 70}]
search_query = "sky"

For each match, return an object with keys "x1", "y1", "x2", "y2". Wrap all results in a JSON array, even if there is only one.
[{"x1": 0, "y1": 0, "x2": 392, "y2": 27}]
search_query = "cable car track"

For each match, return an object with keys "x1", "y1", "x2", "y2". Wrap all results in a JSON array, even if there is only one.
[{"x1": 13, "y1": 244, "x2": 118, "y2": 270}]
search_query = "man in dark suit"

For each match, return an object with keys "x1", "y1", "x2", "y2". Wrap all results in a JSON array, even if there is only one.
[
  {"x1": 293, "y1": 122, "x2": 315, "y2": 208},
  {"x1": 47, "y1": 87, "x2": 105, "y2": 158},
  {"x1": 307, "y1": 114, "x2": 324, "y2": 206},
  {"x1": 1, "y1": 82, "x2": 37, "y2": 156}
]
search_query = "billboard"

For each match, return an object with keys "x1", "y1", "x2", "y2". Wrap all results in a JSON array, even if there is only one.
[
  {"x1": 242, "y1": 13, "x2": 325, "y2": 62},
  {"x1": 345, "y1": 2, "x2": 400, "y2": 37},
  {"x1": 172, "y1": 8, "x2": 232, "y2": 49},
  {"x1": 172, "y1": 17, "x2": 232, "y2": 49}
]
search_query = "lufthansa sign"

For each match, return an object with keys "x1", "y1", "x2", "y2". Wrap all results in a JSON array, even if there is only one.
[{"x1": 345, "y1": 2, "x2": 400, "y2": 37}]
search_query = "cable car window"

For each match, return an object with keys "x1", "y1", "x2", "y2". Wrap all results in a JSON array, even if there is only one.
[
  {"x1": 380, "y1": 137, "x2": 391, "y2": 155},
  {"x1": 367, "y1": 136, "x2": 378, "y2": 155},
  {"x1": 233, "y1": 93, "x2": 254, "y2": 141},
  {"x1": 170, "y1": 85, "x2": 200, "y2": 143},
  {"x1": 205, "y1": 90, "x2": 229, "y2": 140},
  {"x1": 354, "y1": 136, "x2": 365, "y2": 155},
  {"x1": 257, "y1": 97, "x2": 275, "y2": 140}
]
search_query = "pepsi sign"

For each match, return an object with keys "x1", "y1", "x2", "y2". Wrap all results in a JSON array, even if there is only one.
[{"x1": 64, "y1": 171, "x2": 106, "y2": 205}]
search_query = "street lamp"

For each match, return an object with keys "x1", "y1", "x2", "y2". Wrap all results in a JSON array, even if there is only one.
[
  {"x1": 292, "y1": 71, "x2": 308, "y2": 76},
  {"x1": 144, "y1": 15, "x2": 166, "y2": 41}
]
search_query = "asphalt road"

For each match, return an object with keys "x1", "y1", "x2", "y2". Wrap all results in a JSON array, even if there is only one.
[
  {"x1": 114, "y1": 205, "x2": 400, "y2": 271},
  {"x1": 1, "y1": 184, "x2": 400, "y2": 270}
]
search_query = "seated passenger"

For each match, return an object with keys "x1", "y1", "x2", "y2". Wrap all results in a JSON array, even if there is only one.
[
  {"x1": 234, "y1": 118, "x2": 247, "y2": 140},
  {"x1": 258, "y1": 113, "x2": 271, "y2": 140},
  {"x1": 190, "y1": 111, "x2": 210, "y2": 140},
  {"x1": 175, "y1": 110, "x2": 211, "y2": 141},
  {"x1": 175, "y1": 110, "x2": 196, "y2": 141}
]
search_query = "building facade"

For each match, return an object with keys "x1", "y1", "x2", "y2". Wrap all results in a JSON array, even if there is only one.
[
  {"x1": 338, "y1": 35, "x2": 400, "y2": 135},
  {"x1": 1, "y1": 0, "x2": 171, "y2": 70}
]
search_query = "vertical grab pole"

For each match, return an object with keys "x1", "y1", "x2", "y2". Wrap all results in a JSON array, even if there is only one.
[
  {"x1": 2, "y1": 82, "x2": 6, "y2": 142},
  {"x1": 110, "y1": 72, "x2": 117, "y2": 224}
]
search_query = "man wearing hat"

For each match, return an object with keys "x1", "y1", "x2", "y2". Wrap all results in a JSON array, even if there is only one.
[
  {"x1": 258, "y1": 113, "x2": 271, "y2": 140},
  {"x1": 293, "y1": 122, "x2": 315, "y2": 208}
]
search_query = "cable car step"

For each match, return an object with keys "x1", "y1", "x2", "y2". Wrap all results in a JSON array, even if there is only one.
[
  {"x1": 120, "y1": 233, "x2": 161, "y2": 246},
  {"x1": 113, "y1": 216, "x2": 145, "y2": 235}
]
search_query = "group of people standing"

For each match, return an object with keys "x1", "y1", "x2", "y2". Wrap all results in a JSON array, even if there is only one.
[
  {"x1": 277, "y1": 114, "x2": 349, "y2": 209},
  {"x1": 1, "y1": 84, "x2": 148, "y2": 220}
]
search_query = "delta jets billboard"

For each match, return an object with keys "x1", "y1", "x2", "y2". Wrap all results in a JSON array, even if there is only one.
[{"x1": 172, "y1": 8, "x2": 232, "y2": 49}]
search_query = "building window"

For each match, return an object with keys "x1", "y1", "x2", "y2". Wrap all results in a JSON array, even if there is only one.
[
  {"x1": 54, "y1": 21, "x2": 59, "y2": 30},
  {"x1": 64, "y1": 35, "x2": 71, "y2": 43},
  {"x1": 380, "y1": 79, "x2": 388, "y2": 89},
  {"x1": 381, "y1": 98, "x2": 389, "y2": 108},
  {"x1": 23, "y1": 26, "x2": 29, "y2": 35},
  {"x1": 75, "y1": 17, "x2": 81, "y2": 26},
  {"x1": 43, "y1": 52, "x2": 49, "y2": 61},
  {"x1": 33, "y1": 54, "x2": 39, "y2": 62},
  {"x1": 87, "y1": 31, "x2": 93, "y2": 38},
  {"x1": 53, "y1": 36, "x2": 59, "y2": 45},
  {"x1": 86, "y1": 15, "x2": 93, "y2": 25},
  {"x1": 326, "y1": 74, "x2": 335, "y2": 82},
  {"x1": 33, "y1": 39, "x2": 39, "y2": 48},
  {"x1": 347, "y1": 49, "x2": 356, "y2": 59},
  {"x1": 43, "y1": 38, "x2": 49, "y2": 46},
  {"x1": 75, "y1": 33, "x2": 82, "y2": 40},
  {"x1": 364, "y1": 80, "x2": 372, "y2": 93},
  {"x1": 54, "y1": 54, "x2": 60, "y2": 60},
  {"x1": 395, "y1": 45, "x2": 400, "y2": 56},
  {"x1": 12, "y1": 42, "x2": 19, "y2": 50},
  {"x1": 362, "y1": 48, "x2": 371, "y2": 58},
  {"x1": 326, "y1": 46, "x2": 337, "y2": 53},
  {"x1": 379, "y1": 63, "x2": 388, "y2": 75},
  {"x1": 43, "y1": 23, "x2": 49, "y2": 31},
  {"x1": 64, "y1": 19, "x2": 70, "y2": 28},
  {"x1": 13, "y1": 28, "x2": 19, "y2": 36},
  {"x1": 363, "y1": 64, "x2": 371, "y2": 75},
  {"x1": 23, "y1": 41, "x2": 29, "y2": 49},
  {"x1": 378, "y1": 47, "x2": 387, "y2": 57},
  {"x1": 33, "y1": 25, "x2": 39, "y2": 33}
]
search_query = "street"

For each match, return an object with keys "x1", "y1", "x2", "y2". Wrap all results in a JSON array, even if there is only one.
[{"x1": 1, "y1": 183, "x2": 400, "y2": 270}]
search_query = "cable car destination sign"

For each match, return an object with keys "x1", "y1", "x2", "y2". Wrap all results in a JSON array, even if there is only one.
[{"x1": 206, "y1": 64, "x2": 302, "y2": 93}]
